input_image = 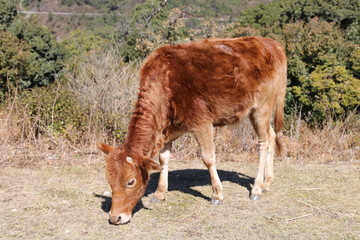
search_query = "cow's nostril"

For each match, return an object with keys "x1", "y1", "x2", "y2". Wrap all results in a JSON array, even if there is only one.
[{"x1": 109, "y1": 215, "x2": 121, "y2": 225}]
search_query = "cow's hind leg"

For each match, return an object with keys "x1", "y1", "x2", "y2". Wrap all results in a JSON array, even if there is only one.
[
  {"x1": 151, "y1": 142, "x2": 172, "y2": 203},
  {"x1": 193, "y1": 124, "x2": 223, "y2": 205},
  {"x1": 263, "y1": 125, "x2": 276, "y2": 192},
  {"x1": 249, "y1": 107, "x2": 276, "y2": 200}
]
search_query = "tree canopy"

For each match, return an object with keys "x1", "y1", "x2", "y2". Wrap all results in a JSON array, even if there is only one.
[
  {"x1": 229, "y1": 0, "x2": 359, "y2": 121},
  {"x1": 0, "y1": 0, "x2": 66, "y2": 99}
]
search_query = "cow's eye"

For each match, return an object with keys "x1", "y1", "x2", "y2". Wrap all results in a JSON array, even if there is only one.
[{"x1": 126, "y1": 178, "x2": 136, "y2": 188}]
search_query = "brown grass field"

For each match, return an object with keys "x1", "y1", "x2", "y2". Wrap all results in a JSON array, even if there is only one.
[{"x1": 1, "y1": 155, "x2": 359, "y2": 239}]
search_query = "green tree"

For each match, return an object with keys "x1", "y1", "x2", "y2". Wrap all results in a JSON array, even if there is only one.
[
  {"x1": 115, "y1": 0, "x2": 189, "y2": 62},
  {"x1": 282, "y1": 19, "x2": 358, "y2": 119},
  {"x1": 229, "y1": 0, "x2": 359, "y2": 122},
  {"x1": 0, "y1": 0, "x2": 17, "y2": 30},
  {"x1": 0, "y1": 31, "x2": 31, "y2": 100},
  {"x1": 281, "y1": 0, "x2": 359, "y2": 26},
  {"x1": 8, "y1": 18, "x2": 66, "y2": 88},
  {"x1": 349, "y1": 47, "x2": 360, "y2": 79},
  {"x1": 238, "y1": 0, "x2": 291, "y2": 29},
  {"x1": 293, "y1": 58, "x2": 360, "y2": 120},
  {"x1": 61, "y1": 0, "x2": 120, "y2": 12},
  {"x1": 62, "y1": 29, "x2": 106, "y2": 57},
  {"x1": 280, "y1": 0, "x2": 360, "y2": 43},
  {"x1": 283, "y1": 20, "x2": 353, "y2": 73}
]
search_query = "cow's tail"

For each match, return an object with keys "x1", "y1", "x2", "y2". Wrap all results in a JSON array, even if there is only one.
[
  {"x1": 274, "y1": 60, "x2": 287, "y2": 156},
  {"x1": 274, "y1": 98, "x2": 284, "y2": 156}
]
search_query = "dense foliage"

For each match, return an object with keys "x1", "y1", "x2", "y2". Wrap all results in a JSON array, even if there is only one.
[
  {"x1": 113, "y1": 0, "x2": 190, "y2": 62},
  {"x1": 229, "y1": 0, "x2": 359, "y2": 122},
  {"x1": 0, "y1": 0, "x2": 66, "y2": 100},
  {"x1": 60, "y1": 0, "x2": 131, "y2": 12},
  {"x1": 57, "y1": 0, "x2": 244, "y2": 17},
  {"x1": 0, "y1": 31, "x2": 31, "y2": 100},
  {"x1": 0, "y1": 0, "x2": 17, "y2": 30},
  {"x1": 16, "y1": 84, "x2": 87, "y2": 141}
]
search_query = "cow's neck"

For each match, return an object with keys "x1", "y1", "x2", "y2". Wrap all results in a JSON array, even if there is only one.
[{"x1": 124, "y1": 82, "x2": 168, "y2": 158}]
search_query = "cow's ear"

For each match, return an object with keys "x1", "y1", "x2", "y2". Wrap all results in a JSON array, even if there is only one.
[
  {"x1": 141, "y1": 158, "x2": 162, "y2": 174},
  {"x1": 97, "y1": 142, "x2": 115, "y2": 155}
]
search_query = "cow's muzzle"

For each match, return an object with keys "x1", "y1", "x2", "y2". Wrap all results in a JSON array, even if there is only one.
[{"x1": 108, "y1": 213, "x2": 131, "y2": 225}]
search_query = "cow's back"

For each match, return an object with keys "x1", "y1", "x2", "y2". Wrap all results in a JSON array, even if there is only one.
[{"x1": 140, "y1": 37, "x2": 287, "y2": 129}]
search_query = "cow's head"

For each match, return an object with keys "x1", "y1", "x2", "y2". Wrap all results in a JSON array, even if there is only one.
[{"x1": 97, "y1": 143, "x2": 162, "y2": 225}]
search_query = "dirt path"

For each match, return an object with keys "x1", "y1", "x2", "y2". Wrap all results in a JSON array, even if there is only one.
[{"x1": 0, "y1": 159, "x2": 359, "y2": 239}]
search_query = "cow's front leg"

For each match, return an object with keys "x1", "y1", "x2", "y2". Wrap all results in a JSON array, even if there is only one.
[
  {"x1": 193, "y1": 124, "x2": 223, "y2": 205},
  {"x1": 151, "y1": 142, "x2": 172, "y2": 202}
]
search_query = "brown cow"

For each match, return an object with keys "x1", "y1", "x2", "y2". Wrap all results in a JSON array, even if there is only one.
[{"x1": 98, "y1": 36, "x2": 287, "y2": 225}]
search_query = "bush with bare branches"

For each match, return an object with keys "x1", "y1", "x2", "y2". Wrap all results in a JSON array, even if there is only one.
[{"x1": 66, "y1": 49, "x2": 139, "y2": 145}]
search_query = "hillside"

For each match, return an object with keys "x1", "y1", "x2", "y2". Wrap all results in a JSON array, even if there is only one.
[
  {"x1": 22, "y1": 0, "x2": 273, "y2": 16},
  {"x1": 18, "y1": 0, "x2": 274, "y2": 37}
]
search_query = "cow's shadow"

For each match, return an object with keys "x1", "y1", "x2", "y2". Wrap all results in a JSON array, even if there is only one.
[{"x1": 94, "y1": 168, "x2": 254, "y2": 215}]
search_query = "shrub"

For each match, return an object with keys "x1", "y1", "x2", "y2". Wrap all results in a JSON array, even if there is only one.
[
  {"x1": 293, "y1": 59, "x2": 360, "y2": 121},
  {"x1": 2, "y1": 47, "x2": 139, "y2": 146},
  {"x1": 115, "y1": 1, "x2": 189, "y2": 62},
  {"x1": 62, "y1": 29, "x2": 107, "y2": 58},
  {"x1": 66, "y1": 49, "x2": 139, "y2": 143},
  {"x1": 0, "y1": 0, "x2": 17, "y2": 30},
  {"x1": 8, "y1": 18, "x2": 66, "y2": 88},
  {"x1": 0, "y1": 31, "x2": 31, "y2": 100},
  {"x1": 229, "y1": 0, "x2": 360, "y2": 123},
  {"x1": 282, "y1": 20, "x2": 359, "y2": 121},
  {"x1": 14, "y1": 83, "x2": 88, "y2": 142}
]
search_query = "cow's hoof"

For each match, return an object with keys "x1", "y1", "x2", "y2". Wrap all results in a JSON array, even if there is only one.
[
  {"x1": 249, "y1": 194, "x2": 262, "y2": 201},
  {"x1": 150, "y1": 197, "x2": 161, "y2": 203},
  {"x1": 210, "y1": 198, "x2": 222, "y2": 205}
]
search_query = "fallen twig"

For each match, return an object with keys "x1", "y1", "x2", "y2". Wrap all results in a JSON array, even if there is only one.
[
  {"x1": 300, "y1": 187, "x2": 325, "y2": 191},
  {"x1": 286, "y1": 213, "x2": 313, "y2": 222},
  {"x1": 296, "y1": 200, "x2": 322, "y2": 210}
]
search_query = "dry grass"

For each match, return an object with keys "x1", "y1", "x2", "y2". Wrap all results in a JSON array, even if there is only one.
[
  {"x1": 1, "y1": 109, "x2": 358, "y2": 167},
  {"x1": 0, "y1": 98, "x2": 95, "y2": 167},
  {"x1": 283, "y1": 111, "x2": 360, "y2": 163},
  {"x1": 0, "y1": 159, "x2": 359, "y2": 239}
]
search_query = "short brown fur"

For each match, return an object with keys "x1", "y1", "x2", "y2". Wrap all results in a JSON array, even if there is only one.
[{"x1": 98, "y1": 36, "x2": 287, "y2": 224}]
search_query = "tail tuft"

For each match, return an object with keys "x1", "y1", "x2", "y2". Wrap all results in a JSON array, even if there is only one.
[
  {"x1": 274, "y1": 60, "x2": 287, "y2": 156},
  {"x1": 275, "y1": 136, "x2": 283, "y2": 156}
]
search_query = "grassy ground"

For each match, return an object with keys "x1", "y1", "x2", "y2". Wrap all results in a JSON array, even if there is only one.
[{"x1": 0, "y1": 157, "x2": 359, "y2": 240}]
